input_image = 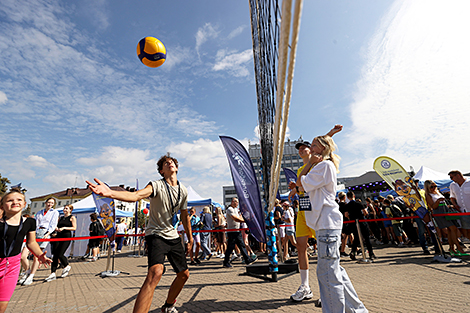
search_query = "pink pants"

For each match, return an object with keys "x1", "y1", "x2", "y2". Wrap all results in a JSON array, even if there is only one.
[{"x1": 0, "y1": 254, "x2": 22, "y2": 301}]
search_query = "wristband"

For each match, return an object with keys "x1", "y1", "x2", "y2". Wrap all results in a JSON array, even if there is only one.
[{"x1": 295, "y1": 186, "x2": 299, "y2": 192}]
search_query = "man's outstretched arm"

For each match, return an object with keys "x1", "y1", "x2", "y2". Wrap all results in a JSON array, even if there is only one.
[{"x1": 86, "y1": 178, "x2": 153, "y2": 202}]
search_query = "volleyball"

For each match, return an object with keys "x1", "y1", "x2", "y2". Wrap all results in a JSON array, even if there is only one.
[{"x1": 136, "y1": 37, "x2": 166, "y2": 68}]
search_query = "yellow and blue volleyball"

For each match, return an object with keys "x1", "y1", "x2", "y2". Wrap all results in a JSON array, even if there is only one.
[{"x1": 137, "y1": 37, "x2": 166, "y2": 68}]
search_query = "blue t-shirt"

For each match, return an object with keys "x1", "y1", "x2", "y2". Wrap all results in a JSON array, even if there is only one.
[
  {"x1": 190, "y1": 215, "x2": 200, "y2": 236},
  {"x1": 201, "y1": 213, "x2": 212, "y2": 230}
]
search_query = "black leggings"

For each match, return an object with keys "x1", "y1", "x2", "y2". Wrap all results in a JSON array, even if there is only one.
[{"x1": 51, "y1": 236, "x2": 71, "y2": 273}]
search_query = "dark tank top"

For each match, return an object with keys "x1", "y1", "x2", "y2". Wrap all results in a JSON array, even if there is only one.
[{"x1": 57, "y1": 215, "x2": 73, "y2": 238}]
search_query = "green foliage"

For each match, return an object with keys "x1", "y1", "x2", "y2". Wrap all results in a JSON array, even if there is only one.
[
  {"x1": 24, "y1": 205, "x2": 32, "y2": 216},
  {"x1": 130, "y1": 208, "x2": 148, "y2": 230},
  {"x1": 137, "y1": 209, "x2": 148, "y2": 229},
  {"x1": 0, "y1": 173, "x2": 11, "y2": 197}
]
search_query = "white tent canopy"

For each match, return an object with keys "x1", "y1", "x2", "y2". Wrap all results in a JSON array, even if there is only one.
[
  {"x1": 413, "y1": 166, "x2": 452, "y2": 192},
  {"x1": 414, "y1": 166, "x2": 450, "y2": 181},
  {"x1": 53, "y1": 195, "x2": 133, "y2": 257},
  {"x1": 187, "y1": 186, "x2": 222, "y2": 211}
]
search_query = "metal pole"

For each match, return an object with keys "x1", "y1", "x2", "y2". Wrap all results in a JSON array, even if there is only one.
[{"x1": 356, "y1": 219, "x2": 372, "y2": 264}]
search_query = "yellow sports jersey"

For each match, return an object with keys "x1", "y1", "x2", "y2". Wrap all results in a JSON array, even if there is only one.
[
  {"x1": 297, "y1": 164, "x2": 307, "y2": 196},
  {"x1": 296, "y1": 164, "x2": 316, "y2": 238}
]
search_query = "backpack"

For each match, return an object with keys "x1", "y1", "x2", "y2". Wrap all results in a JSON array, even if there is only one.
[
  {"x1": 97, "y1": 221, "x2": 105, "y2": 236},
  {"x1": 394, "y1": 198, "x2": 411, "y2": 216},
  {"x1": 389, "y1": 204, "x2": 403, "y2": 219}
]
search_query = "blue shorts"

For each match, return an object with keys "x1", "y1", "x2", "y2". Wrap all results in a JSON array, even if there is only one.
[
  {"x1": 286, "y1": 230, "x2": 295, "y2": 237},
  {"x1": 36, "y1": 228, "x2": 49, "y2": 249}
]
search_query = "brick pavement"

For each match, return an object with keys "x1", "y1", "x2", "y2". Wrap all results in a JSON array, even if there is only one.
[{"x1": 7, "y1": 244, "x2": 470, "y2": 313}]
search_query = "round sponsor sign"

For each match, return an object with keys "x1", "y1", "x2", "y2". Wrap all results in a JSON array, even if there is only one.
[{"x1": 381, "y1": 160, "x2": 391, "y2": 169}]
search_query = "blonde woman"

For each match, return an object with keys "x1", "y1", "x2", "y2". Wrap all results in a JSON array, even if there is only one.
[
  {"x1": 297, "y1": 135, "x2": 367, "y2": 312},
  {"x1": 424, "y1": 180, "x2": 466, "y2": 255}
]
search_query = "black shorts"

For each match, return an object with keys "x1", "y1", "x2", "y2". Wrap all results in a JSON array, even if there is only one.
[
  {"x1": 88, "y1": 238, "x2": 101, "y2": 249},
  {"x1": 146, "y1": 234, "x2": 187, "y2": 274}
]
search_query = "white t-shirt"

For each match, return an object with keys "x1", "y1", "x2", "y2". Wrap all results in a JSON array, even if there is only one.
[
  {"x1": 177, "y1": 223, "x2": 187, "y2": 243},
  {"x1": 283, "y1": 207, "x2": 295, "y2": 232},
  {"x1": 145, "y1": 179, "x2": 188, "y2": 240},
  {"x1": 116, "y1": 223, "x2": 127, "y2": 234},
  {"x1": 226, "y1": 206, "x2": 240, "y2": 230},
  {"x1": 300, "y1": 160, "x2": 343, "y2": 231},
  {"x1": 450, "y1": 179, "x2": 470, "y2": 213}
]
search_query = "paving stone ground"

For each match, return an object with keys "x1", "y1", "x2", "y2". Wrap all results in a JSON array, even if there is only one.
[{"x1": 7, "y1": 243, "x2": 470, "y2": 312}]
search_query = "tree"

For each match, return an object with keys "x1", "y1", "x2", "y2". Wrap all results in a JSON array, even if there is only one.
[
  {"x1": 24, "y1": 205, "x2": 32, "y2": 216},
  {"x1": 0, "y1": 173, "x2": 11, "y2": 197}
]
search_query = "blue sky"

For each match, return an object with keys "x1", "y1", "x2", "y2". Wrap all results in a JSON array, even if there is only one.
[{"x1": 1, "y1": 0, "x2": 469, "y2": 204}]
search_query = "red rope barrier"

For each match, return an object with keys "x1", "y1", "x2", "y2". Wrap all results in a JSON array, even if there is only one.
[{"x1": 30, "y1": 212, "x2": 470, "y2": 242}]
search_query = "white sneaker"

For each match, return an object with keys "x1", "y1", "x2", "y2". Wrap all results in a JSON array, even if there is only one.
[
  {"x1": 61, "y1": 265, "x2": 71, "y2": 278},
  {"x1": 44, "y1": 273, "x2": 56, "y2": 282},
  {"x1": 18, "y1": 272, "x2": 30, "y2": 285},
  {"x1": 161, "y1": 304, "x2": 178, "y2": 313},
  {"x1": 22, "y1": 274, "x2": 34, "y2": 286},
  {"x1": 218, "y1": 254, "x2": 225, "y2": 258},
  {"x1": 230, "y1": 254, "x2": 239, "y2": 262},
  {"x1": 290, "y1": 285, "x2": 313, "y2": 302}
]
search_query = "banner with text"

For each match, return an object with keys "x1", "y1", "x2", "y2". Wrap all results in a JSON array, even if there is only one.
[{"x1": 220, "y1": 136, "x2": 266, "y2": 243}]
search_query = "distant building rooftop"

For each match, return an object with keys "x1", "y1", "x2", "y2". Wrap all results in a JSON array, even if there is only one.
[{"x1": 30, "y1": 185, "x2": 136, "y2": 201}]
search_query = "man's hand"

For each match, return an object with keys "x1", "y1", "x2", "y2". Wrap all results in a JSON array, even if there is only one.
[
  {"x1": 288, "y1": 189, "x2": 296, "y2": 202},
  {"x1": 186, "y1": 237, "x2": 193, "y2": 255},
  {"x1": 86, "y1": 178, "x2": 113, "y2": 197},
  {"x1": 288, "y1": 181, "x2": 297, "y2": 190}
]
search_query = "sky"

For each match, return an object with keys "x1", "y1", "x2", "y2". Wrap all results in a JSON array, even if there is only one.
[{"x1": 1, "y1": 0, "x2": 469, "y2": 205}]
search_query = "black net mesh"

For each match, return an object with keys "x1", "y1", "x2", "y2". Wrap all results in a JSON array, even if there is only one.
[{"x1": 249, "y1": 0, "x2": 280, "y2": 204}]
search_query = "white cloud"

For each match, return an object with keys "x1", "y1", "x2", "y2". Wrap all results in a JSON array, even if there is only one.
[
  {"x1": 2, "y1": 161, "x2": 36, "y2": 181},
  {"x1": 162, "y1": 45, "x2": 193, "y2": 69},
  {"x1": 166, "y1": 138, "x2": 256, "y2": 203},
  {"x1": 168, "y1": 138, "x2": 229, "y2": 176},
  {"x1": 43, "y1": 172, "x2": 87, "y2": 189},
  {"x1": 227, "y1": 25, "x2": 246, "y2": 40},
  {"x1": 82, "y1": 0, "x2": 110, "y2": 30},
  {"x1": 195, "y1": 23, "x2": 219, "y2": 56},
  {"x1": 344, "y1": 0, "x2": 470, "y2": 175},
  {"x1": 0, "y1": 0, "x2": 75, "y2": 44},
  {"x1": 213, "y1": 49, "x2": 252, "y2": 77},
  {"x1": 78, "y1": 146, "x2": 157, "y2": 182},
  {"x1": 0, "y1": 91, "x2": 7, "y2": 104},
  {"x1": 25, "y1": 155, "x2": 53, "y2": 168}
]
